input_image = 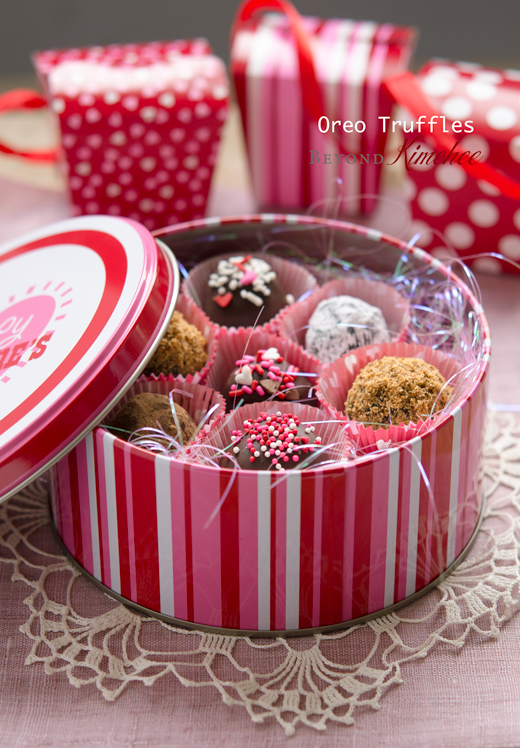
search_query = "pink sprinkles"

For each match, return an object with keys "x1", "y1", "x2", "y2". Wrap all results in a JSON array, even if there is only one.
[
  {"x1": 231, "y1": 411, "x2": 322, "y2": 471},
  {"x1": 229, "y1": 349, "x2": 301, "y2": 401}
]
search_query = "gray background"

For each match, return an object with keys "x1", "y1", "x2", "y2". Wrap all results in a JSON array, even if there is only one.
[{"x1": 1, "y1": 0, "x2": 520, "y2": 75}]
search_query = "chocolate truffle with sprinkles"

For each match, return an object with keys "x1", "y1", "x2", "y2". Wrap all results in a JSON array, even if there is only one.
[
  {"x1": 201, "y1": 254, "x2": 294, "y2": 327},
  {"x1": 222, "y1": 411, "x2": 329, "y2": 471},
  {"x1": 224, "y1": 346, "x2": 316, "y2": 410},
  {"x1": 305, "y1": 295, "x2": 389, "y2": 364},
  {"x1": 344, "y1": 356, "x2": 453, "y2": 428}
]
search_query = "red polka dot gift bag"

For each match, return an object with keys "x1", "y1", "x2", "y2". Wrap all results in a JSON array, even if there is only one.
[{"x1": 9, "y1": 40, "x2": 229, "y2": 231}]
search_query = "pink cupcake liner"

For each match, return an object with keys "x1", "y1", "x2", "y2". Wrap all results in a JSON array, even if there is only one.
[
  {"x1": 103, "y1": 376, "x2": 226, "y2": 450},
  {"x1": 206, "y1": 328, "x2": 322, "y2": 408},
  {"x1": 271, "y1": 277, "x2": 410, "y2": 360},
  {"x1": 147, "y1": 293, "x2": 218, "y2": 384},
  {"x1": 182, "y1": 252, "x2": 318, "y2": 333},
  {"x1": 316, "y1": 341, "x2": 469, "y2": 452},
  {"x1": 194, "y1": 402, "x2": 354, "y2": 472}
]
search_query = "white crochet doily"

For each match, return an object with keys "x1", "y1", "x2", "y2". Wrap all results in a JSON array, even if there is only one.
[{"x1": 1, "y1": 409, "x2": 519, "y2": 736}]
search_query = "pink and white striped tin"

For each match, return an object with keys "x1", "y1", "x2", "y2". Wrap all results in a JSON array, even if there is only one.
[{"x1": 49, "y1": 215, "x2": 490, "y2": 635}]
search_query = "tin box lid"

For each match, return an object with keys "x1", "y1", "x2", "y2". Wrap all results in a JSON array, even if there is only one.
[{"x1": 0, "y1": 215, "x2": 179, "y2": 502}]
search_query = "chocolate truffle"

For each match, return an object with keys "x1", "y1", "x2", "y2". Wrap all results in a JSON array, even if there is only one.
[
  {"x1": 305, "y1": 295, "x2": 389, "y2": 364},
  {"x1": 344, "y1": 356, "x2": 452, "y2": 428},
  {"x1": 201, "y1": 254, "x2": 294, "y2": 327},
  {"x1": 222, "y1": 411, "x2": 329, "y2": 471},
  {"x1": 107, "y1": 392, "x2": 197, "y2": 446},
  {"x1": 145, "y1": 311, "x2": 207, "y2": 377},
  {"x1": 224, "y1": 346, "x2": 315, "y2": 410}
]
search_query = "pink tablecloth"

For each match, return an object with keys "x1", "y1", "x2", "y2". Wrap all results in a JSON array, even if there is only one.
[{"x1": 0, "y1": 175, "x2": 520, "y2": 748}]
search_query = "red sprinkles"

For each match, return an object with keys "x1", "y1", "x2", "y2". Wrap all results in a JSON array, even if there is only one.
[{"x1": 229, "y1": 411, "x2": 322, "y2": 471}]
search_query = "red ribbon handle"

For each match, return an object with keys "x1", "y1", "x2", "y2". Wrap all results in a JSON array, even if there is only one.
[
  {"x1": 232, "y1": 1, "x2": 520, "y2": 201},
  {"x1": 231, "y1": 0, "x2": 325, "y2": 124},
  {"x1": 0, "y1": 89, "x2": 59, "y2": 163},
  {"x1": 385, "y1": 72, "x2": 520, "y2": 200}
]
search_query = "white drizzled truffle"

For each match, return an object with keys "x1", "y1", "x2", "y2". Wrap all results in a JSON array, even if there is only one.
[
  {"x1": 305, "y1": 295, "x2": 389, "y2": 364},
  {"x1": 207, "y1": 256, "x2": 277, "y2": 302}
]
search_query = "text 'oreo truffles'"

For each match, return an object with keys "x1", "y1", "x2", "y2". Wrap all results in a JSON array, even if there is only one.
[
  {"x1": 203, "y1": 254, "x2": 294, "y2": 327},
  {"x1": 222, "y1": 411, "x2": 329, "y2": 471},
  {"x1": 224, "y1": 346, "x2": 315, "y2": 410}
]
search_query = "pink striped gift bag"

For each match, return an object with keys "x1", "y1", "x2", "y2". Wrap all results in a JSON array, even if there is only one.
[{"x1": 230, "y1": 0, "x2": 416, "y2": 215}]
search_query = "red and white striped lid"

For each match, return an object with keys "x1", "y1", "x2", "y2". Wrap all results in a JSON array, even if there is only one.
[{"x1": 0, "y1": 215, "x2": 179, "y2": 501}]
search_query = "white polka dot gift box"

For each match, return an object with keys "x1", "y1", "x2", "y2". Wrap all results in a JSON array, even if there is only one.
[
  {"x1": 405, "y1": 61, "x2": 520, "y2": 275},
  {"x1": 33, "y1": 40, "x2": 230, "y2": 231}
]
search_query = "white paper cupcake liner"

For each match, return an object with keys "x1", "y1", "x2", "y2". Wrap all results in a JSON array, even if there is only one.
[{"x1": 182, "y1": 252, "x2": 318, "y2": 332}]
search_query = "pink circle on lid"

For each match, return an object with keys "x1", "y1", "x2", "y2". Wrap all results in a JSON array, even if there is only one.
[{"x1": 0, "y1": 215, "x2": 179, "y2": 501}]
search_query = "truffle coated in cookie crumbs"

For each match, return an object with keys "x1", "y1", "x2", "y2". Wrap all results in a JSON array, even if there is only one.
[
  {"x1": 344, "y1": 356, "x2": 452, "y2": 428},
  {"x1": 145, "y1": 311, "x2": 207, "y2": 377}
]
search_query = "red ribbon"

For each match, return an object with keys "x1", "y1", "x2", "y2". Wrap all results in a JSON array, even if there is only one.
[
  {"x1": 231, "y1": 0, "x2": 325, "y2": 124},
  {"x1": 232, "y1": 0, "x2": 520, "y2": 201},
  {"x1": 385, "y1": 72, "x2": 520, "y2": 201},
  {"x1": 0, "y1": 89, "x2": 59, "y2": 163}
]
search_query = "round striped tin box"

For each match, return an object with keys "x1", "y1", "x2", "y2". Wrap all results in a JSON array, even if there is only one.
[{"x1": 39, "y1": 215, "x2": 489, "y2": 635}]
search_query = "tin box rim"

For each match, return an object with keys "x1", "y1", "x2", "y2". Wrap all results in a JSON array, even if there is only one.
[
  {"x1": 84, "y1": 211, "x2": 490, "y2": 479},
  {"x1": 153, "y1": 213, "x2": 491, "y2": 398}
]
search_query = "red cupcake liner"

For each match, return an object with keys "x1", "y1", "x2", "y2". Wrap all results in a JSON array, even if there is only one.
[
  {"x1": 206, "y1": 327, "x2": 322, "y2": 409},
  {"x1": 271, "y1": 277, "x2": 410, "y2": 362},
  {"x1": 103, "y1": 376, "x2": 226, "y2": 451},
  {"x1": 148, "y1": 293, "x2": 218, "y2": 384},
  {"x1": 194, "y1": 401, "x2": 354, "y2": 472},
  {"x1": 316, "y1": 341, "x2": 468, "y2": 452},
  {"x1": 182, "y1": 252, "x2": 318, "y2": 333}
]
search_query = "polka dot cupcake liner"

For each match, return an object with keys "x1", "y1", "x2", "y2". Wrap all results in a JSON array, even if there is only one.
[
  {"x1": 271, "y1": 276, "x2": 410, "y2": 363},
  {"x1": 206, "y1": 327, "x2": 322, "y2": 410},
  {"x1": 316, "y1": 341, "x2": 465, "y2": 453},
  {"x1": 195, "y1": 402, "x2": 353, "y2": 472},
  {"x1": 182, "y1": 252, "x2": 318, "y2": 333}
]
